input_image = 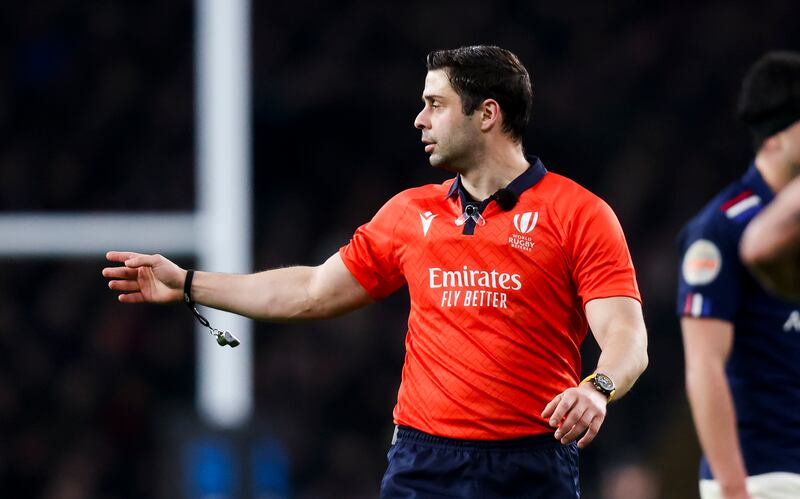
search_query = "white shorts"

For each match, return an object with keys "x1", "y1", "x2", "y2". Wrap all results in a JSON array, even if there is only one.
[{"x1": 700, "y1": 472, "x2": 800, "y2": 499}]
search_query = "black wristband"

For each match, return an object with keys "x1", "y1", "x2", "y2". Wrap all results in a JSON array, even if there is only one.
[
  {"x1": 181, "y1": 269, "x2": 240, "y2": 348},
  {"x1": 183, "y1": 269, "x2": 195, "y2": 305}
]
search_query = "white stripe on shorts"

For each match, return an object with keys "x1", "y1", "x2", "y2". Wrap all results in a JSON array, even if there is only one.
[{"x1": 700, "y1": 472, "x2": 800, "y2": 499}]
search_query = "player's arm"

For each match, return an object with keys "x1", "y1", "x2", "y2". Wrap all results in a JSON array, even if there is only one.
[
  {"x1": 583, "y1": 296, "x2": 649, "y2": 399},
  {"x1": 681, "y1": 317, "x2": 751, "y2": 499},
  {"x1": 542, "y1": 296, "x2": 648, "y2": 448},
  {"x1": 103, "y1": 251, "x2": 374, "y2": 321},
  {"x1": 740, "y1": 175, "x2": 800, "y2": 301}
]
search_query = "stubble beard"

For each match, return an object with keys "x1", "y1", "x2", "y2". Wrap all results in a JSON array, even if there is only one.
[{"x1": 428, "y1": 122, "x2": 481, "y2": 174}]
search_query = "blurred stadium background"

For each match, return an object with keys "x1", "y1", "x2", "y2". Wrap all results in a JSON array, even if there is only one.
[{"x1": 2, "y1": 1, "x2": 799, "y2": 498}]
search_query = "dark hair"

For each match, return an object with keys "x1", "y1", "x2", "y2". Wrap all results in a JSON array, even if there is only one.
[
  {"x1": 737, "y1": 51, "x2": 800, "y2": 147},
  {"x1": 426, "y1": 46, "x2": 533, "y2": 142}
]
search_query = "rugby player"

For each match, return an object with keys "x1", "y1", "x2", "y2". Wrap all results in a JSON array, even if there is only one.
[{"x1": 678, "y1": 51, "x2": 800, "y2": 499}]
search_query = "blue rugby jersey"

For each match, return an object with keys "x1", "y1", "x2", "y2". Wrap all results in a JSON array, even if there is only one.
[{"x1": 677, "y1": 164, "x2": 800, "y2": 479}]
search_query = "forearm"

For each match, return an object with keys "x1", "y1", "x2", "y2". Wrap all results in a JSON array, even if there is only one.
[
  {"x1": 591, "y1": 325, "x2": 648, "y2": 399},
  {"x1": 190, "y1": 266, "x2": 320, "y2": 321},
  {"x1": 686, "y1": 364, "x2": 749, "y2": 492},
  {"x1": 188, "y1": 253, "x2": 373, "y2": 321},
  {"x1": 741, "y1": 177, "x2": 800, "y2": 299}
]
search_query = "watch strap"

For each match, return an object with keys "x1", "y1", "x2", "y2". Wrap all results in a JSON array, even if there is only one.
[{"x1": 581, "y1": 373, "x2": 616, "y2": 402}]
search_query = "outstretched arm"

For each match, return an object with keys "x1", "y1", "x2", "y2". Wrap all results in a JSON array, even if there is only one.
[
  {"x1": 740, "y1": 175, "x2": 800, "y2": 301},
  {"x1": 541, "y1": 296, "x2": 648, "y2": 448},
  {"x1": 103, "y1": 251, "x2": 374, "y2": 321}
]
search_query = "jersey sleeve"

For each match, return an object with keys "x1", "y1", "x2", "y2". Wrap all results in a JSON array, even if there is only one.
[
  {"x1": 339, "y1": 194, "x2": 407, "y2": 300},
  {"x1": 568, "y1": 197, "x2": 641, "y2": 307},
  {"x1": 676, "y1": 215, "x2": 740, "y2": 321}
]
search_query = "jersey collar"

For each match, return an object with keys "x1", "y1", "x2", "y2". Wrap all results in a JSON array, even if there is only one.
[
  {"x1": 742, "y1": 163, "x2": 775, "y2": 204},
  {"x1": 445, "y1": 156, "x2": 548, "y2": 201}
]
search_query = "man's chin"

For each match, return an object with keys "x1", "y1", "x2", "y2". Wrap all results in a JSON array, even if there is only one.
[
  {"x1": 428, "y1": 154, "x2": 448, "y2": 169},
  {"x1": 428, "y1": 155, "x2": 461, "y2": 174}
]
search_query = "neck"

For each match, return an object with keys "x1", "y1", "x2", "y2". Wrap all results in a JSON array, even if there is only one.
[
  {"x1": 754, "y1": 151, "x2": 798, "y2": 193},
  {"x1": 458, "y1": 142, "x2": 529, "y2": 200}
]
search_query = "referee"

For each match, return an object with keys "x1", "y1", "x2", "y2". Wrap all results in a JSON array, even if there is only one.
[{"x1": 104, "y1": 46, "x2": 648, "y2": 498}]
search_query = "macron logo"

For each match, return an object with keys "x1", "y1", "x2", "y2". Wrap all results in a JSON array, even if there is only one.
[
  {"x1": 420, "y1": 211, "x2": 437, "y2": 236},
  {"x1": 785, "y1": 311, "x2": 800, "y2": 333}
]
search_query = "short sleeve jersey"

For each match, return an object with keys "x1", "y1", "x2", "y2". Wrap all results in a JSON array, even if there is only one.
[
  {"x1": 677, "y1": 164, "x2": 800, "y2": 478},
  {"x1": 340, "y1": 158, "x2": 641, "y2": 439}
]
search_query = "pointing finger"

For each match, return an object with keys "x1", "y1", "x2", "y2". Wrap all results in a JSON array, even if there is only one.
[
  {"x1": 125, "y1": 254, "x2": 159, "y2": 268},
  {"x1": 118, "y1": 292, "x2": 145, "y2": 303},
  {"x1": 102, "y1": 267, "x2": 139, "y2": 279},
  {"x1": 109, "y1": 280, "x2": 141, "y2": 292},
  {"x1": 106, "y1": 251, "x2": 143, "y2": 263}
]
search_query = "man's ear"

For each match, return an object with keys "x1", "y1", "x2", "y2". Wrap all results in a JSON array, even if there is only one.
[{"x1": 479, "y1": 99, "x2": 501, "y2": 132}]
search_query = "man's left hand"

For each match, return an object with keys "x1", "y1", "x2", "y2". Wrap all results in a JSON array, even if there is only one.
[{"x1": 541, "y1": 383, "x2": 608, "y2": 448}]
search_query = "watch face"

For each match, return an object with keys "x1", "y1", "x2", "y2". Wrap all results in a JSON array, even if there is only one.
[{"x1": 594, "y1": 374, "x2": 615, "y2": 392}]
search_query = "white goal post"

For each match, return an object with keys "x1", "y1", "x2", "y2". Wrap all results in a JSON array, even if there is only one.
[{"x1": 0, "y1": 0, "x2": 254, "y2": 430}]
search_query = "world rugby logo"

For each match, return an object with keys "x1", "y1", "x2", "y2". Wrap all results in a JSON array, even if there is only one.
[{"x1": 513, "y1": 212, "x2": 538, "y2": 234}]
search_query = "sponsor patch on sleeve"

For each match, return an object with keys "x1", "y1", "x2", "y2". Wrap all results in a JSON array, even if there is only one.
[{"x1": 682, "y1": 239, "x2": 722, "y2": 286}]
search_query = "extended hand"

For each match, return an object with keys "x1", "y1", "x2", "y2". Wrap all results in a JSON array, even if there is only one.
[
  {"x1": 103, "y1": 251, "x2": 186, "y2": 304},
  {"x1": 541, "y1": 383, "x2": 608, "y2": 448}
]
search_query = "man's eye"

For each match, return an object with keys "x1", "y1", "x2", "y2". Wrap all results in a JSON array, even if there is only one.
[{"x1": 431, "y1": 103, "x2": 440, "y2": 108}]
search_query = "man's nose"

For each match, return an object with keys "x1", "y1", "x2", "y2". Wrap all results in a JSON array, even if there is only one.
[{"x1": 414, "y1": 109, "x2": 428, "y2": 130}]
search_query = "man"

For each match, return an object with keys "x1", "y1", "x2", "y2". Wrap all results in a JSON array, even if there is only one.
[
  {"x1": 104, "y1": 46, "x2": 648, "y2": 498},
  {"x1": 678, "y1": 51, "x2": 800, "y2": 499},
  {"x1": 740, "y1": 174, "x2": 800, "y2": 301}
]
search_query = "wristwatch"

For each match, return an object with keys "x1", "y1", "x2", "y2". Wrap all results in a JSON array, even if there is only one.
[{"x1": 582, "y1": 373, "x2": 616, "y2": 402}]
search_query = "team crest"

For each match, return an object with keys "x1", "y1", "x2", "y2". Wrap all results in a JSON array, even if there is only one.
[{"x1": 682, "y1": 239, "x2": 722, "y2": 286}]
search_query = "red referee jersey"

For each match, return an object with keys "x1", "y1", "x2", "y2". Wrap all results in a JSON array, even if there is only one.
[{"x1": 339, "y1": 159, "x2": 641, "y2": 440}]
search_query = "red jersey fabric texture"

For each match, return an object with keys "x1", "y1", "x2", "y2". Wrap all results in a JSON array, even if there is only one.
[{"x1": 339, "y1": 162, "x2": 640, "y2": 440}]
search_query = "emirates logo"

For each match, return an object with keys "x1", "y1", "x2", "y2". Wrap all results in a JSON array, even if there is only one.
[{"x1": 513, "y1": 212, "x2": 538, "y2": 234}]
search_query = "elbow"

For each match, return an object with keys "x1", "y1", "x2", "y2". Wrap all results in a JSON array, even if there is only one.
[
  {"x1": 740, "y1": 240, "x2": 770, "y2": 268},
  {"x1": 289, "y1": 293, "x2": 327, "y2": 321},
  {"x1": 638, "y1": 348, "x2": 649, "y2": 377},
  {"x1": 740, "y1": 221, "x2": 775, "y2": 266},
  {"x1": 634, "y1": 327, "x2": 649, "y2": 377},
  {"x1": 629, "y1": 345, "x2": 648, "y2": 382}
]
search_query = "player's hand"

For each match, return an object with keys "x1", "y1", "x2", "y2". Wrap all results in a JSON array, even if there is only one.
[
  {"x1": 541, "y1": 383, "x2": 607, "y2": 448},
  {"x1": 103, "y1": 251, "x2": 186, "y2": 304}
]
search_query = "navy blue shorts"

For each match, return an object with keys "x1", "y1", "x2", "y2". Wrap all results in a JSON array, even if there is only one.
[{"x1": 380, "y1": 426, "x2": 580, "y2": 498}]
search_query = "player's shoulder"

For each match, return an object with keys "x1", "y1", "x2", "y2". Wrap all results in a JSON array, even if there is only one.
[
  {"x1": 540, "y1": 171, "x2": 592, "y2": 195},
  {"x1": 383, "y1": 179, "x2": 453, "y2": 206},
  {"x1": 538, "y1": 170, "x2": 611, "y2": 212},
  {"x1": 682, "y1": 178, "x2": 761, "y2": 239},
  {"x1": 398, "y1": 179, "x2": 452, "y2": 200},
  {"x1": 375, "y1": 179, "x2": 453, "y2": 218}
]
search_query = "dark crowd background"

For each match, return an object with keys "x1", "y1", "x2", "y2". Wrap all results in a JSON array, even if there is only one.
[{"x1": 1, "y1": 1, "x2": 799, "y2": 498}]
